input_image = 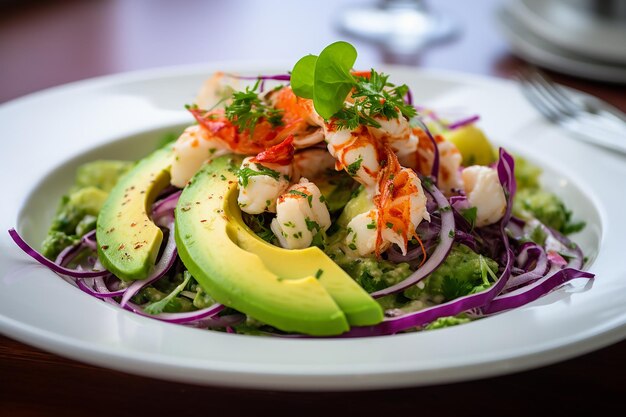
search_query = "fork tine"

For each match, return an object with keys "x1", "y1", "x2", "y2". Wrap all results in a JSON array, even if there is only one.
[
  {"x1": 516, "y1": 72, "x2": 563, "y2": 123},
  {"x1": 527, "y1": 70, "x2": 580, "y2": 116},
  {"x1": 517, "y1": 68, "x2": 626, "y2": 154}
]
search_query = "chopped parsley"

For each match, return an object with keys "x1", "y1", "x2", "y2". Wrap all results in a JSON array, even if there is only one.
[
  {"x1": 346, "y1": 157, "x2": 363, "y2": 176},
  {"x1": 315, "y1": 269, "x2": 324, "y2": 279},
  {"x1": 288, "y1": 190, "x2": 309, "y2": 198},
  {"x1": 333, "y1": 70, "x2": 417, "y2": 130},
  {"x1": 238, "y1": 164, "x2": 281, "y2": 187},
  {"x1": 460, "y1": 207, "x2": 477, "y2": 229},
  {"x1": 241, "y1": 212, "x2": 275, "y2": 243},
  {"x1": 288, "y1": 190, "x2": 314, "y2": 208},
  {"x1": 305, "y1": 218, "x2": 321, "y2": 232},
  {"x1": 224, "y1": 80, "x2": 283, "y2": 135}
]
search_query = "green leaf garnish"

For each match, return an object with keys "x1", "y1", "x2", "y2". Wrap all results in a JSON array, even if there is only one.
[
  {"x1": 144, "y1": 272, "x2": 191, "y2": 315},
  {"x1": 288, "y1": 190, "x2": 309, "y2": 198},
  {"x1": 291, "y1": 41, "x2": 417, "y2": 130},
  {"x1": 333, "y1": 69, "x2": 416, "y2": 130},
  {"x1": 312, "y1": 41, "x2": 358, "y2": 119},
  {"x1": 291, "y1": 54, "x2": 318, "y2": 99},
  {"x1": 238, "y1": 163, "x2": 281, "y2": 187},
  {"x1": 346, "y1": 157, "x2": 363, "y2": 176},
  {"x1": 460, "y1": 207, "x2": 478, "y2": 229}
]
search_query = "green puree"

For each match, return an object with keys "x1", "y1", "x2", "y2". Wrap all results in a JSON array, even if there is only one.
[
  {"x1": 326, "y1": 243, "x2": 413, "y2": 293},
  {"x1": 403, "y1": 244, "x2": 498, "y2": 302},
  {"x1": 513, "y1": 156, "x2": 585, "y2": 235},
  {"x1": 41, "y1": 160, "x2": 132, "y2": 259}
]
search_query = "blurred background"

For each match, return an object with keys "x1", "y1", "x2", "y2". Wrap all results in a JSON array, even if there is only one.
[{"x1": 1, "y1": 0, "x2": 624, "y2": 105}]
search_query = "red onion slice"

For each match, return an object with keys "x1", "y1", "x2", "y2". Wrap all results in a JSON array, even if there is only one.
[
  {"x1": 54, "y1": 240, "x2": 83, "y2": 267},
  {"x1": 447, "y1": 115, "x2": 480, "y2": 130},
  {"x1": 412, "y1": 117, "x2": 440, "y2": 181},
  {"x1": 80, "y1": 229, "x2": 97, "y2": 251},
  {"x1": 405, "y1": 88, "x2": 413, "y2": 105},
  {"x1": 77, "y1": 275, "x2": 126, "y2": 298},
  {"x1": 152, "y1": 190, "x2": 182, "y2": 220},
  {"x1": 185, "y1": 314, "x2": 246, "y2": 329},
  {"x1": 8, "y1": 228, "x2": 108, "y2": 278},
  {"x1": 124, "y1": 301, "x2": 225, "y2": 324},
  {"x1": 225, "y1": 74, "x2": 291, "y2": 81}
]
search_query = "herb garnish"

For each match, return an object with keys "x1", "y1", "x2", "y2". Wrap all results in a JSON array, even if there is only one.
[
  {"x1": 346, "y1": 157, "x2": 363, "y2": 176},
  {"x1": 237, "y1": 163, "x2": 281, "y2": 187},
  {"x1": 290, "y1": 41, "x2": 417, "y2": 129},
  {"x1": 460, "y1": 207, "x2": 478, "y2": 230},
  {"x1": 333, "y1": 70, "x2": 416, "y2": 130},
  {"x1": 288, "y1": 190, "x2": 309, "y2": 198},
  {"x1": 224, "y1": 80, "x2": 283, "y2": 135}
]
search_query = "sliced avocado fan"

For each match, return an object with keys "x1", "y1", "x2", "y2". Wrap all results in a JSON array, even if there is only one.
[{"x1": 175, "y1": 155, "x2": 383, "y2": 336}]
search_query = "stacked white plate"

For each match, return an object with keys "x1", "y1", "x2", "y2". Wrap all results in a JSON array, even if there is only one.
[{"x1": 496, "y1": 0, "x2": 626, "y2": 83}]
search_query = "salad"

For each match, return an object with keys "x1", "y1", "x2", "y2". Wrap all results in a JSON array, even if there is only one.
[{"x1": 9, "y1": 42, "x2": 594, "y2": 337}]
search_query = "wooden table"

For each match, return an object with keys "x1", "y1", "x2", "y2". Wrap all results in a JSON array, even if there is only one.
[{"x1": 1, "y1": 1, "x2": 624, "y2": 415}]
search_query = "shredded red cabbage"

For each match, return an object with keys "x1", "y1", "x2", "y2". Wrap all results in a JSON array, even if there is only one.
[
  {"x1": 225, "y1": 74, "x2": 291, "y2": 81},
  {"x1": 505, "y1": 244, "x2": 548, "y2": 290},
  {"x1": 483, "y1": 268, "x2": 594, "y2": 314},
  {"x1": 447, "y1": 115, "x2": 480, "y2": 130},
  {"x1": 412, "y1": 117, "x2": 440, "y2": 181}
]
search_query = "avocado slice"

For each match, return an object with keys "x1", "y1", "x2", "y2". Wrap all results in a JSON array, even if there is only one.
[
  {"x1": 443, "y1": 125, "x2": 496, "y2": 166},
  {"x1": 236, "y1": 225, "x2": 382, "y2": 326},
  {"x1": 175, "y1": 156, "x2": 382, "y2": 335},
  {"x1": 96, "y1": 145, "x2": 174, "y2": 280}
]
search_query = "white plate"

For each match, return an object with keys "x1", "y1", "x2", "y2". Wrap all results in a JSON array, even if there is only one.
[
  {"x1": 496, "y1": 4, "x2": 626, "y2": 84},
  {"x1": 1, "y1": 64, "x2": 625, "y2": 391}
]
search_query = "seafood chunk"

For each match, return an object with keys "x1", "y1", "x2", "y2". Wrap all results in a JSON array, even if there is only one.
[
  {"x1": 414, "y1": 129, "x2": 463, "y2": 195},
  {"x1": 271, "y1": 179, "x2": 331, "y2": 249},
  {"x1": 461, "y1": 165, "x2": 506, "y2": 227},
  {"x1": 237, "y1": 157, "x2": 292, "y2": 214},
  {"x1": 170, "y1": 125, "x2": 232, "y2": 188},
  {"x1": 345, "y1": 210, "x2": 380, "y2": 256},
  {"x1": 325, "y1": 125, "x2": 383, "y2": 191},
  {"x1": 269, "y1": 86, "x2": 325, "y2": 147}
]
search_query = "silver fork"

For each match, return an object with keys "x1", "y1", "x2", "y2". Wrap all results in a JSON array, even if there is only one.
[{"x1": 516, "y1": 68, "x2": 626, "y2": 155}]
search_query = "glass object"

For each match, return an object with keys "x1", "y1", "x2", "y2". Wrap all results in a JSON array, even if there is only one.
[{"x1": 336, "y1": 0, "x2": 459, "y2": 56}]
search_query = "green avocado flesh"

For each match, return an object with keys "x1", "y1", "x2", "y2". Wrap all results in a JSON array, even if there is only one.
[
  {"x1": 96, "y1": 145, "x2": 174, "y2": 280},
  {"x1": 175, "y1": 156, "x2": 383, "y2": 335}
]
